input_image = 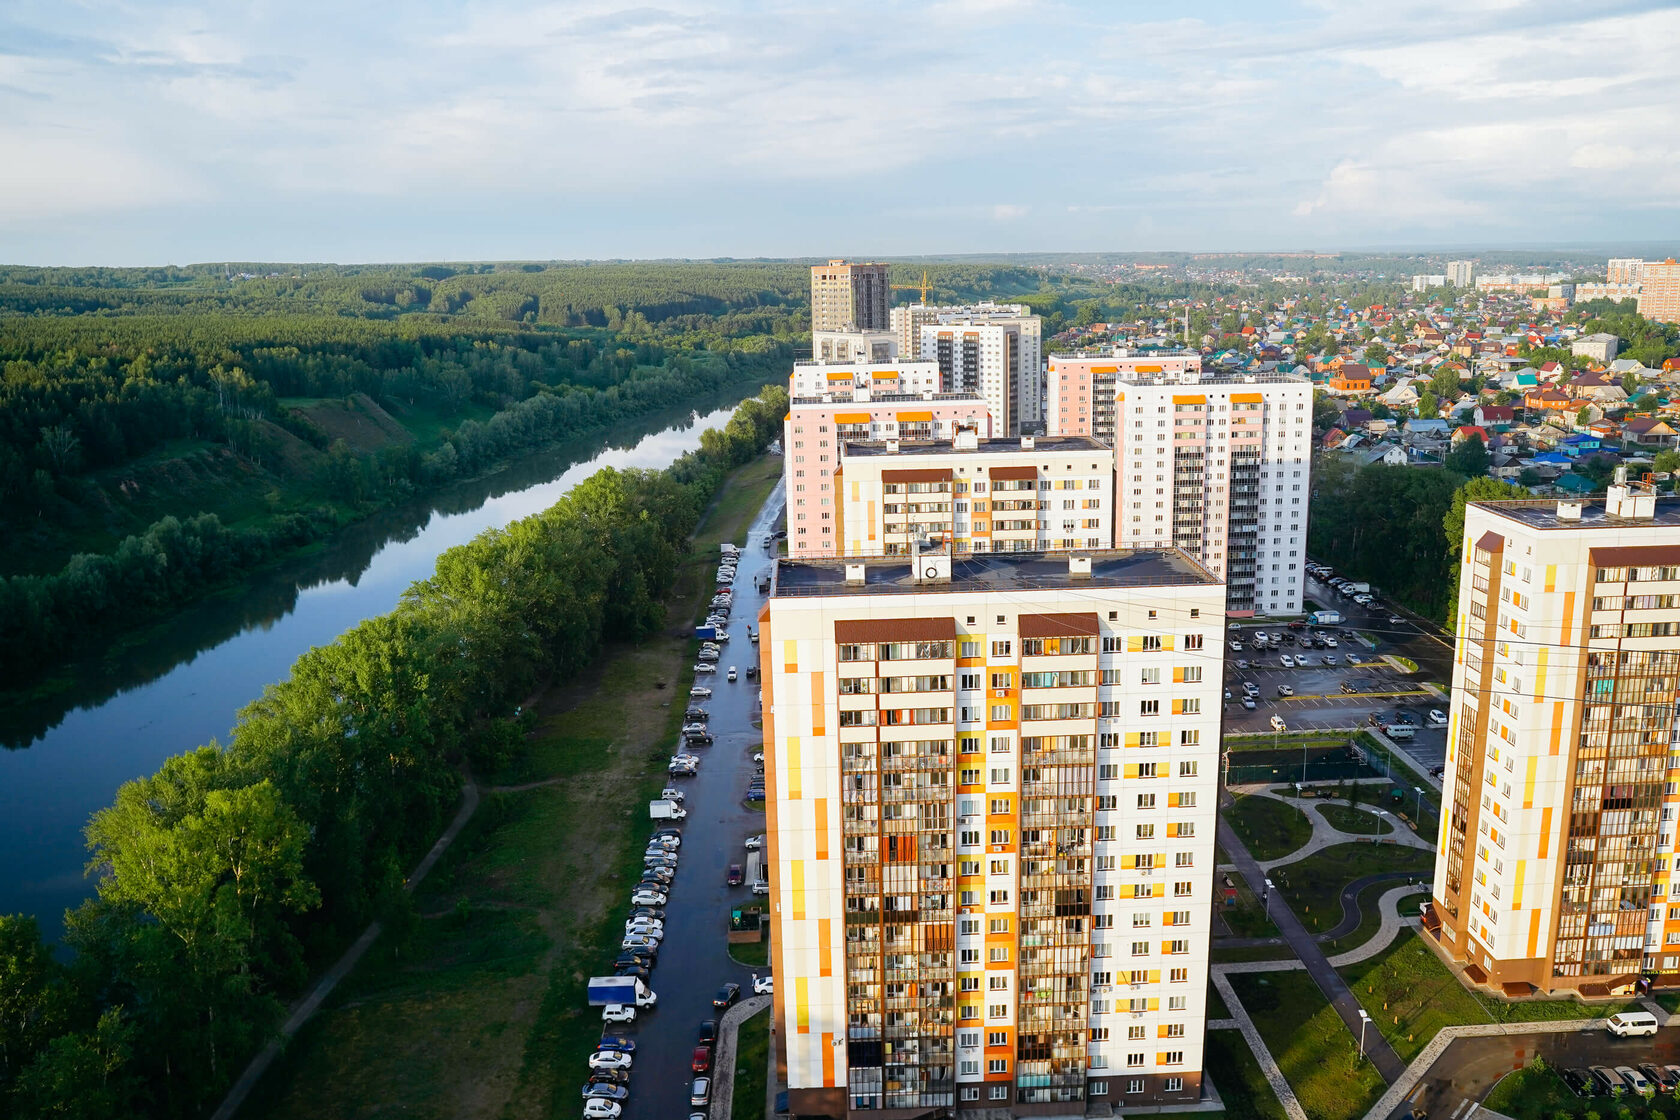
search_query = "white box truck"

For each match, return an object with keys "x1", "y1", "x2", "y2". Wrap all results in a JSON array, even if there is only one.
[
  {"x1": 1308, "y1": 610, "x2": 1343, "y2": 626},
  {"x1": 649, "y1": 799, "x2": 688, "y2": 821}
]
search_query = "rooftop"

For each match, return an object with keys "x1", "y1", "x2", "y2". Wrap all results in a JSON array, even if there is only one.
[
  {"x1": 1474, "y1": 497, "x2": 1680, "y2": 531},
  {"x1": 844, "y1": 436, "x2": 1108, "y2": 458},
  {"x1": 790, "y1": 391, "x2": 987, "y2": 407},
  {"x1": 772, "y1": 549, "x2": 1221, "y2": 598}
]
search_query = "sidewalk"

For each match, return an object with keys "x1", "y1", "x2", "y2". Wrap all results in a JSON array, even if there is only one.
[{"x1": 708, "y1": 994, "x2": 770, "y2": 1120}]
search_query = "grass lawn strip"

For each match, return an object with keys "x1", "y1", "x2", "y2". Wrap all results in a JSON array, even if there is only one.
[
  {"x1": 1314, "y1": 802, "x2": 1392, "y2": 835},
  {"x1": 1224, "y1": 794, "x2": 1314, "y2": 861},
  {"x1": 1227, "y1": 970, "x2": 1386, "y2": 1120},
  {"x1": 730, "y1": 1006, "x2": 771, "y2": 1120},
  {"x1": 1204, "y1": 1029, "x2": 1288, "y2": 1120},
  {"x1": 1480, "y1": 1062, "x2": 1578, "y2": 1120},
  {"x1": 1268, "y1": 843, "x2": 1434, "y2": 934},
  {"x1": 246, "y1": 454, "x2": 778, "y2": 1120}
]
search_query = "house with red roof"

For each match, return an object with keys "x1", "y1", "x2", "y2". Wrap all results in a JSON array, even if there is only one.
[{"x1": 1452, "y1": 425, "x2": 1489, "y2": 446}]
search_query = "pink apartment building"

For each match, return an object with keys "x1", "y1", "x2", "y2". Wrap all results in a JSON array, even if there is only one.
[{"x1": 784, "y1": 388, "x2": 992, "y2": 558}]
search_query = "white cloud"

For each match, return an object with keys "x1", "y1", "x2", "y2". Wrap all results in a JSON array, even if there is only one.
[{"x1": 991, "y1": 204, "x2": 1028, "y2": 220}]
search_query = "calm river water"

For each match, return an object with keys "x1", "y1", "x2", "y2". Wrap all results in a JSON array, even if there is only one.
[{"x1": 0, "y1": 391, "x2": 758, "y2": 937}]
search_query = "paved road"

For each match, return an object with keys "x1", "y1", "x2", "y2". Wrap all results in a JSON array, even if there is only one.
[
  {"x1": 1217, "y1": 809, "x2": 1409, "y2": 1084},
  {"x1": 1397, "y1": 1027, "x2": 1680, "y2": 1120},
  {"x1": 618, "y1": 490, "x2": 783, "y2": 1120}
]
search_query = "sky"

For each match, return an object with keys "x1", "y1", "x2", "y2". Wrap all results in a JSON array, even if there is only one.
[{"x1": 2, "y1": 0, "x2": 1678, "y2": 265}]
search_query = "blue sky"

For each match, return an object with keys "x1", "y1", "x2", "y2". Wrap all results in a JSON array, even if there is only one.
[{"x1": 2, "y1": 0, "x2": 1677, "y2": 265}]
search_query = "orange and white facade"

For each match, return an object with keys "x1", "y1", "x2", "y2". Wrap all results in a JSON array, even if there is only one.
[
  {"x1": 1637, "y1": 259, "x2": 1680, "y2": 324},
  {"x1": 762, "y1": 550, "x2": 1224, "y2": 1117},
  {"x1": 833, "y1": 432, "x2": 1114, "y2": 557},
  {"x1": 1428, "y1": 483, "x2": 1680, "y2": 995},
  {"x1": 786, "y1": 382, "x2": 993, "y2": 560},
  {"x1": 1048, "y1": 352, "x2": 1312, "y2": 616}
]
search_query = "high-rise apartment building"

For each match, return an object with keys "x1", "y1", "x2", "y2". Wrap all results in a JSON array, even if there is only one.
[
  {"x1": 1047, "y1": 352, "x2": 1312, "y2": 616},
  {"x1": 1426, "y1": 479, "x2": 1680, "y2": 994},
  {"x1": 832, "y1": 432, "x2": 1114, "y2": 557},
  {"x1": 761, "y1": 549, "x2": 1224, "y2": 1116},
  {"x1": 1412, "y1": 274, "x2": 1447, "y2": 291},
  {"x1": 1636, "y1": 259, "x2": 1680, "y2": 324},
  {"x1": 786, "y1": 381, "x2": 993, "y2": 559},
  {"x1": 918, "y1": 304, "x2": 1044, "y2": 437},
  {"x1": 891, "y1": 304, "x2": 941, "y2": 361},
  {"x1": 1447, "y1": 260, "x2": 1475, "y2": 288},
  {"x1": 813, "y1": 260, "x2": 892, "y2": 332},
  {"x1": 1608, "y1": 258, "x2": 1646, "y2": 286}
]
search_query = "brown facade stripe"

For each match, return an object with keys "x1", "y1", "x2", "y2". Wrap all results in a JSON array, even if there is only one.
[
  {"x1": 881, "y1": 468, "x2": 952, "y2": 484},
  {"x1": 988, "y1": 465, "x2": 1037, "y2": 481},
  {"x1": 834, "y1": 616, "x2": 957, "y2": 643},
  {"x1": 1588, "y1": 544, "x2": 1680, "y2": 567},
  {"x1": 1475, "y1": 530, "x2": 1505, "y2": 553},
  {"x1": 1018, "y1": 612, "x2": 1100, "y2": 638}
]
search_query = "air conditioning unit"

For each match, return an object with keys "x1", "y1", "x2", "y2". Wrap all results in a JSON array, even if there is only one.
[{"x1": 994, "y1": 689, "x2": 1009, "y2": 699}]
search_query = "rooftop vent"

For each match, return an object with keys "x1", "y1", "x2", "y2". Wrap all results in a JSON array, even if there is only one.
[
  {"x1": 1556, "y1": 500, "x2": 1583, "y2": 521},
  {"x1": 886, "y1": 438, "x2": 900, "y2": 454},
  {"x1": 1020, "y1": 435, "x2": 1036, "y2": 451},
  {"x1": 955, "y1": 429, "x2": 979, "y2": 451},
  {"x1": 1606, "y1": 465, "x2": 1657, "y2": 520},
  {"x1": 844, "y1": 561, "x2": 867, "y2": 584},
  {"x1": 1068, "y1": 555, "x2": 1092, "y2": 578}
]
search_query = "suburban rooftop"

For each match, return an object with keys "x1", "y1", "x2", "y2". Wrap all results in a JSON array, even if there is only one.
[
  {"x1": 772, "y1": 549, "x2": 1222, "y2": 598},
  {"x1": 844, "y1": 436, "x2": 1108, "y2": 457}
]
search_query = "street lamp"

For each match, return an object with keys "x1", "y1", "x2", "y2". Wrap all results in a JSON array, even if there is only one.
[
  {"x1": 1358, "y1": 1008, "x2": 1371, "y2": 1060},
  {"x1": 1415, "y1": 785, "x2": 1425, "y2": 820}
]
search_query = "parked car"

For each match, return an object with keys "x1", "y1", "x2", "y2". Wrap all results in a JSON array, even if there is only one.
[
  {"x1": 752, "y1": 880, "x2": 770, "y2": 895},
  {"x1": 583, "y1": 1084, "x2": 629, "y2": 1103},
  {"x1": 582, "y1": 1100, "x2": 623, "y2": 1120},
  {"x1": 1241, "y1": 697, "x2": 1257, "y2": 710},
  {"x1": 690, "y1": 686, "x2": 712, "y2": 699},
  {"x1": 1640, "y1": 1064, "x2": 1677, "y2": 1093},
  {"x1": 613, "y1": 963, "x2": 649, "y2": 982},
  {"x1": 587, "y1": 1068, "x2": 631, "y2": 1087},
  {"x1": 698, "y1": 1019, "x2": 719, "y2": 1043},
  {"x1": 693, "y1": 663, "x2": 717, "y2": 674},
  {"x1": 1323, "y1": 636, "x2": 1338, "y2": 648},
  {"x1": 1235, "y1": 659, "x2": 1250, "y2": 670},
  {"x1": 1617, "y1": 1067, "x2": 1652, "y2": 1094},
  {"x1": 692, "y1": 1044, "x2": 714, "y2": 1073},
  {"x1": 597, "y1": 1035, "x2": 637, "y2": 1054},
  {"x1": 697, "y1": 649, "x2": 720, "y2": 663},
  {"x1": 588, "y1": 1050, "x2": 633, "y2": 1072},
  {"x1": 1427, "y1": 709, "x2": 1448, "y2": 726},
  {"x1": 745, "y1": 834, "x2": 765, "y2": 851},
  {"x1": 727, "y1": 864, "x2": 744, "y2": 886},
  {"x1": 1561, "y1": 1068, "x2": 1595, "y2": 1097},
  {"x1": 685, "y1": 733, "x2": 715, "y2": 747},
  {"x1": 629, "y1": 889, "x2": 667, "y2": 907},
  {"x1": 1277, "y1": 685, "x2": 1294, "y2": 697},
  {"x1": 754, "y1": 974, "x2": 774, "y2": 995},
  {"x1": 670, "y1": 753, "x2": 700, "y2": 768},
  {"x1": 601, "y1": 1004, "x2": 635, "y2": 1024},
  {"x1": 1279, "y1": 655, "x2": 1295, "y2": 668},
  {"x1": 1591, "y1": 1067, "x2": 1625, "y2": 1094},
  {"x1": 1229, "y1": 640, "x2": 1244, "y2": 652},
  {"x1": 690, "y1": 1078, "x2": 712, "y2": 1108},
  {"x1": 727, "y1": 666, "x2": 738, "y2": 681}
]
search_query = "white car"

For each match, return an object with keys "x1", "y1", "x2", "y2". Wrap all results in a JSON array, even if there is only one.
[
  {"x1": 671, "y1": 753, "x2": 701, "y2": 767},
  {"x1": 690, "y1": 686, "x2": 712, "y2": 699},
  {"x1": 622, "y1": 934, "x2": 660, "y2": 951},
  {"x1": 1427, "y1": 709, "x2": 1448, "y2": 727},
  {"x1": 1279, "y1": 655, "x2": 1295, "y2": 668},
  {"x1": 625, "y1": 921, "x2": 664, "y2": 938},
  {"x1": 744, "y1": 834, "x2": 764, "y2": 851},
  {"x1": 753, "y1": 974, "x2": 774, "y2": 995},
  {"x1": 1323, "y1": 636, "x2": 1338, "y2": 648},
  {"x1": 727, "y1": 667, "x2": 738, "y2": 681},
  {"x1": 693, "y1": 663, "x2": 717, "y2": 674},
  {"x1": 752, "y1": 752, "x2": 764, "y2": 764},
  {"x1": 1270, "y1": 715, "x2": 1288, "y2": 732},
  {"x1": 601, "y1": 1004, "x2": 635, "y2": 1025},
  {"x1": 697, "y1": 650, "x2": 720, "y2": 663},
  {"x1": 649, "y1": 834, "x2": 680, "y2": 848},
  {"x1": 583, "y1": 1097, "x2": 624, "y2": 1119},
  {"x1": 751, "y1": 881, "x2": 770, "y2": 896},
  {"x1": 629, "y1": 889, "x2": 668, "y2": 906},
  {"x1": 659, "y1": 787, "x2": 685, "y2": 802},
  {"x1": 588, "y1": 1050, "x2": 633, "y2": 1071}
]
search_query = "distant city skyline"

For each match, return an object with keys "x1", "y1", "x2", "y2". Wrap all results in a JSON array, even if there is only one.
[{"x1": 1, "y1": 0, "x2": 1677, "y2": 265}]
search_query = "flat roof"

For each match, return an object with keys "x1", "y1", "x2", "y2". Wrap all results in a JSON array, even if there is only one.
[
  {"x1": 1473, "y1": 497, "x2": 1680, "y2": 531},
  {"x1": 844, "y1": 436, "x2": 1108, "y2": 457},
  {"x1": 772, "y1": 549, "x2": 1222, "y2": 599},
  {"x1": 790, "y1": 392, "x2": 987, "y2": 406}
]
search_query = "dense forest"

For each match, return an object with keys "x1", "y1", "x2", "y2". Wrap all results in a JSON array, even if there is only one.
[
  {"x1": 0, "y1": 259, "x2": 1057, "y2": 681},
  {"x1": 0, "y1": 385, "x2": 787, "y2": 1120}
]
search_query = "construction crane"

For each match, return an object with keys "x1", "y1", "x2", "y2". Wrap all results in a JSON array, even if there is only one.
[{"x1": 891, "y1": 269, "x2": 933, "y2": 305}]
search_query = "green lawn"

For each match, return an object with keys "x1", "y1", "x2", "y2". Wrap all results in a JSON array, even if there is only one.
[
  {"x1": 1216, "y1": 870, "x2": 1280, "y2": 938},
  {"x1": 730, "y1": 933, "x2": 770, "y2": 968},
  {"x1": 1204, "y1": 1030, "x2": 1288, "y2": 1120},
  {"x1": 1227, "y1": 732, "x2": 1353, "y2": 753},
  {"x1": 1482, "y1": 1063, "x2": 1577, "y2": 1120},
  {"x1": 1340, "y1": 931, "x2": 1637, "y2": 1064},
  {"x1": 731, "y1": 1006, "x2": 771, "y2": 1120},
  {"x1": 1315, "y1": 803, "x2": 1393, "y2": 835},
  {"x1": 1225, "y1": 794, "x2": 1314, "y2": 861},
  {"x1": 1227, "y1": 971, "x2": 1386, "y2": 1120},
  {"x1": 1208, "y1": 982, "x2": 1231, "y2": 1020},
  {"x1": 699, "y1": 454, "x2": 783, "y2": 549},
  {"x1": 1212, "y1": 945, "x2": 1300, "y2": 964},
  {"x1": 1269, "y1": 843, "x2": 1435, "y2": 934}
]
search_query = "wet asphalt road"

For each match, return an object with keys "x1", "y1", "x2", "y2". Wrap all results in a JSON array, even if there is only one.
[{"x1": 608, "y1": 489, "x2": 783, "y2": 1120}]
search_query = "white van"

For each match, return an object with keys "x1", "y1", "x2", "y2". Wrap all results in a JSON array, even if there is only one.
[
  {"x1": 1385, "y1": 724, "x2": 1416, "y2": 741},
  {"x1": 1606, "y1": 1011, "x2": 1660, "y2": 1037}
]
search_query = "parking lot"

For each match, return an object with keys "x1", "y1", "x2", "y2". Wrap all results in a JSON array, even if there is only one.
[
  {"x1": 1221, "y1": 564, "x2": 1454, "y2": 778},
  {"x1": 600, "y1": 491, "x2": 782, "y2": 1120}
]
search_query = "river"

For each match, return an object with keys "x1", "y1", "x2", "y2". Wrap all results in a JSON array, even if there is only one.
[{"x1": 0, "y1": 389, "x2": 764, "y2": 938}]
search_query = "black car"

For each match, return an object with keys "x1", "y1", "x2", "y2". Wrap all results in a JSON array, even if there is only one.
[
  {"x1": 614, "y1": 953, "x2": 653, "y2": 971},
  {"x1": 685, "y1": 733, "x2": 715, "y2": 747},
  {"x1": 713, "y1": 983, "x2": 741, "y2": 1009},
  {"x1": 1642, "y1": 1064, "x2": 1678, "y2": 1093},
  {"x1": 1342, "y1": 681, "x2": 1362, "y2": 695},
  {"x1": 684, "y1": 708, "x2": 709, "y2": 721},
  {"x1": 1562, "y1": 1068, "x2": 1594, "y2": 1097},
  {"x1": 1429, "y1": 766, "x2": 1445, "y2": 778},
  {"x1": 628, "y1": 906, "x2": 666, "y2": 921},
  {"x1": 614, "y1": 963, "x2": 650, "y2": 981},
  {"x1": 698, "y1": 1019, "x2": 719, "y2": 1044},
  {"x1": 587, "y1": 1069, "x2": 631, "y2": 1088},
  {"x1": 1395, "y1": 711, "x2": 1418, "y2": 725}
]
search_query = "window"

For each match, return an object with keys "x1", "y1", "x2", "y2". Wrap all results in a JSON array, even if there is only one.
[
  {"x1": 1091, "y1": 1081, "x2": 1110, "y2": 1097},
  {"x1": 1166, "y1": 1076, "x2": 1184, "y2": 1092},
  {"x1": 1136, "y1": 823, "x2": 1154, "y2": 839},
  {"x1": 988, "y1": 975, "x2": 1009, "y2": 990},
  {"x1": 1178, "y1": 761, "x2": 1198, "y2": 777},
  {"x1": 1163, "y1": 1050, "x2": 1184, "y2": 1065},
  {"x1": 1165, "y1": 1023, "x2": 1185, "y2": 1037},
  {"x1": 960, "y1": 1086, "x2": 980, "y2": 1101},
  {"x1": 1175, "y1": 852, "x2": 1193, "y2": 868},
  {"x1": 987, "y1": 1059, "x2": 1008, "y2": 1074},
  {"x1": 1136, "y1": 793, "x2": 1156, "y2": 810},
  {"x1": 989, "y1": 946, "x2": 1009, "y2": 962},
  {"x1": 1140, "y1": 700, "x2": 1160, "y2": 716},
  {"x1": 1168, "y1": 996, "x2": 1187, "y2": 1011},
  {"x1": 991, "y1": 640, "x2": 1012, "y2": 657},
  {"x1": 1140, "y1": 667, "x2": 1161, "y2": 685},
  {"x1": 1184, "y1": 634, "x2": 1202, "y2": 650},
  {"x1": 1131, "y1": 940, "x2": 1149, "y2": 956},
  {"x1": 1127, "y1": 1054, "x2": 1145, "y2": 1068},
  {"x1": 1169, "y1": 967, "x2": 1188, "y2": 982},
  {"x1": 989, "y1": 1085, "x2": 1008, "y2": 1101}
]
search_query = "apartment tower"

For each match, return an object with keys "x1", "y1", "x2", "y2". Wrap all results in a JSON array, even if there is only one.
[
  {"x1": 1636, "y1": 259, "x2": 1680, "y2": 324},
  {"x1": 1426, "y1": 478, "x2": 1680, "y2": 994},
  {"x1": 1446, "y1": 260, "x2": 1475, "y2": 288},
  {"x1": 1047, "y1": 351, "x2": 1312, "y2": 616},
  {"x1": 917, "y1": 303, "x2": 1044, "y2": 437},
  {"x1": 813, "y1": 261, "x2": 893, "y2": 332},
  {"x1": 762, "y1": 549, "x2": 1224, "y2": 1117}
]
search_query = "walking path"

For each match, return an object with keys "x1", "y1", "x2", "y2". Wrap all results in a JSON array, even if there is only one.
[
  {"x1": 210, "y1": 780, "x2": 482, "y2": 1120},
  {"x1": 1230, "y1": 782, "x2": 1433, "y2": 873},
  {"x1": 1217, "y1": 811, "x2": 1409, "y2": 1083},
  {"x1": 708, "y1": 994, "x2": 770, "y2": 1120}
]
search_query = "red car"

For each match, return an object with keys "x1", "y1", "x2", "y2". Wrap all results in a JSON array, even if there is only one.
[
  {"x1": 727, "y1": 863, "x2": 744, "y2": 886},
  {"x1": 692, "y1": 1043, "x2": 714, "y2": 1073}
]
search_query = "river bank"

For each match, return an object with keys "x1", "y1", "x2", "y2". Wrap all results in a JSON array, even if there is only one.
[
  {"x1": 244, "y1": 450, "x2": 784, "y2": 1120},
  {"x1": 0, "y1": 380, "x2": 776, "y2": 940}
]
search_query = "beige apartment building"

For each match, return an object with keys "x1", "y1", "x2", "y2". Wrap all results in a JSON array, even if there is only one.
[
  {"x1": 917, "y1": 304, "x2": 1044, "y2": 437},
  {"x1": 1637, "y1": 259, "x2": 1680, "y2": 324},
  {"x1": 1047, "y1": 351, "x2": 1312, "y2": 615},
  {"x1": 832, "y1": 432, "x2": 1114, "y2": 557},
  {"x1": 813, "y1": 260, "x2": 892, "y2": 332},
  {"x1": 760, "y1": 549, "x2": 1224, "y2": 1117},
  {"x1": 1427, "y1": 478, "x2": 1680, "y2": 995}
]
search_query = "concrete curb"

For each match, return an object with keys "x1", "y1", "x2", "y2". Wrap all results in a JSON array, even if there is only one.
[{"x1": 709, "y1": 994, "x2": 771, "y2": 1120}]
